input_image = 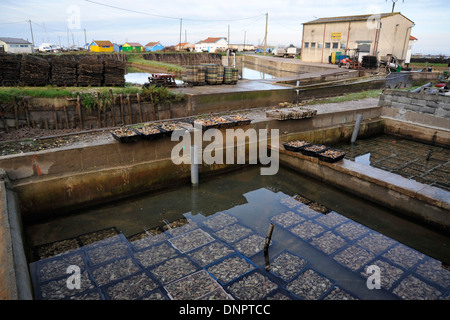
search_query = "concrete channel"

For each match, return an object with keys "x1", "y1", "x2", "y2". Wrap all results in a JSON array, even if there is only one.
[{"x1": 0, "y1": 56, "x2": 448, "y2": 300}]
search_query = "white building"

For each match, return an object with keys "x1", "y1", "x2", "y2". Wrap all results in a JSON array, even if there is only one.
[
  {"x1": 194, "y1": 37, "x2": 228, "y2": 53},
  {"x1": 301, "y1": 12, "x2": 414, "y2": 65},
  {"x1": 405, "y1": 35, "x2": 417, "y2": 65},
  {"x1": 0, "y1": 37, "x2": 33, "y2": 53}
]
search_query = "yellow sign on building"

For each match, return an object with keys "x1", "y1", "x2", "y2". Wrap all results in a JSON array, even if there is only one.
[{"x1": 331, "y1": 32, "x2": 342, "y2": 40}]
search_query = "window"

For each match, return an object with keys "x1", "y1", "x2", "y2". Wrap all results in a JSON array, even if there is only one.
[
  {"x1": 332, "y1": 42, "x2": 338, "y2": 49},
  {"x1": 311, "y1": 42, "x2": 316, "y2": 48},
  {"x1": 340, "y1": 43, "x2": 346, "y2": 49},
  {"x1": 304, "y1": 42, "x2": 309, "y2": 48},
  {"x1": 318, "y1": 43, "x2": 323, "y2": 49},
  {"x1": 325, "y1": 42, "x2": 331, "y2": 49}
]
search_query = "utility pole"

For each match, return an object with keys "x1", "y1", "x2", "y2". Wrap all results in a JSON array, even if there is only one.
[
  {"x1": 263, "y1": 13, "x2": 268, "y2": 55},
  {"x1": 28, "y1": 20, "x2": 35, "y2": 51},
  {"x1": 228, "y1": 24, "x2": 230, "y2": 51},
  {"x1": 179, "y1": 18, "x2": 182, "y2": 51},
  {"x1": 243, "y1": 30, "x2": 246, "y2": 51},
  {"x1": 67, "y1": 26, "x2": 70, "y2": 49},
  {"x1": 84, "y1": 29, "x2": 87, "y2": 46}
]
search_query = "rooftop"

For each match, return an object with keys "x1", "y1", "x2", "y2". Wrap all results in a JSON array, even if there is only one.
[
  {"x1": 92, "y1": 40, "x2": 114, "y2": 47},
  {"x1": 200, "y1": 37, "x2": 227, "y2": 44},
  {"x1": 303, "y1": 12, "x2": 414, "y2": 25},
  {"x1": 125, "y1": 42, "x2": 143, "y2": 47},
  {"x1": 0, "y1": 37, "x2": 31, "y2": 45}
]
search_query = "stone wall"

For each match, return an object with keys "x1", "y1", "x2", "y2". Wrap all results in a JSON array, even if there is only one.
[
  {"x1": 379, "y1": 89, "x2": 450, "y2": 118},
  {"x1": 379, "y1": 89, "x2": 450, "y2": 146}
]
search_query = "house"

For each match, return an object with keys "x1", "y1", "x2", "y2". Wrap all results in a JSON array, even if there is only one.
[
  {"x1": 122, "y1": 42, "x2": 143, "y2": 52},
  {"x1": 194, "y1": 37, "x2": 228, "y2": 53},
  {"x1": 145, "y1": 42, "x2": 164, "y2": 52},
  {"x1": 0, "y1": 37, "x2": 33, "y2": 53},
  {"x1": 229, "y1": 44, "x2": 255, "y2": 52},
  {"x1": 89, "y1": 40, "x2": 114, "y2": 52},
  {"x1": 175, "y1": 42, "x2": 194, "y2": 51},
  {"x1": 113, "y1": 43, "x2": 122, "y2": 52},
  {"x1": 404, "y1": 35, "x2": 417, "y2": 65},
  {"x1": 301, "y1": 12, "x2": 414, "y2": 65}
]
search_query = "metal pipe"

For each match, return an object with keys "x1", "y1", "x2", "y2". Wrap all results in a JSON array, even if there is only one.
[
  {"x1": 188, "y1": 128, "x2": 199, "y2": 185},
  {"x1": 190, "y1": 144, "x2": 199, "y2": 185},
  {"x1": 351, "y1": 114, "x2": 363, "y2": 143},
  {"x1": 411, "y1": 82, "x2": 431, "y2": 93}
]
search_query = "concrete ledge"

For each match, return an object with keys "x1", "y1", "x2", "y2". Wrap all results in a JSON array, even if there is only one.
[
  {"x1": 277, "y1": 147, "x2": 450, "y2": 233},
  {"x1": 0, "y1": 170, "x2": 33, "y2": 300},
  {"x1": 382, "y1": 117, "x2": 450, "y2": 146}
]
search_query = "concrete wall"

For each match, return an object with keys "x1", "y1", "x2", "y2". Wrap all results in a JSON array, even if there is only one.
[
  {"x1": 0, "y1": 95, "x2": 188, "y2": 132},
  {"x1": 0, "y1": 105, "x2": 382, "y2": 223},
  {"x1": 242, "y1": 54, "x2": 334, "y2": 73},
  {"x1": 278, "y1": 148, "x2": 450, "y2": 232}
]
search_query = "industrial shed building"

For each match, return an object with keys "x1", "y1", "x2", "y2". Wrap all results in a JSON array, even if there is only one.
[
  {"x1": 301, "y1": 12, "x2": 414, "y2": 65},
  {"x1": 0, "y1": 37, "x2": 33, "y2": 53}
]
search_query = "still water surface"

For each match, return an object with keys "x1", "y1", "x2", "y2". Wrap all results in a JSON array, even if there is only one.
[{"x1": 26, "y1": 166, "x2": 450, "y2": 300}]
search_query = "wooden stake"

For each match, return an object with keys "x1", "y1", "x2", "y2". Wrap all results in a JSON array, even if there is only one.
[
  {"x1": 137, "y1": 93, "x2": 143, "y2": 122},
  {"x1": 120, "y1": 94, "x2": 124, "y2": 124},
  {"x1": 63, "y1": 106, "x2": 69, "y2": 129},
  {"x1": 264, "y1": 223, "x2": 274, "y2": 251},
  {"x1": 77, "y1": 95, "x2": 83, "y2": 129},
  {"x1": 53, "y1": 107, "x2": 58, "y2": 129},
  {"x1": 152, "y1": 103, "x2": 157, "y2": 121},
  {"x1": 0, "y1": 106, "x2": 9, "y2": 133},
  {"x1": 14, "y1": 100, "x2": 19, "y2": 130},
  {"x1": 127, "y1": 94, "x2": 132, "y2": 124},
  {"x1": 24, "y1": 98, "x2": 31, "y2": 128}
]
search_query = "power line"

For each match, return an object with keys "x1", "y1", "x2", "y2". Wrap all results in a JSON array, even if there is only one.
[{"x1": 84, "y1": 0, "x2": 265, "y2": 22}]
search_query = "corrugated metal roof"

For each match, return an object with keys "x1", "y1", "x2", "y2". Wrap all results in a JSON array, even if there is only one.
[
  {"x1": 303, "y1": 12, "x2": 413, "y2": 25},
  {"x1": 0, "y1": 37, "x2": 31, "y2": 45}
]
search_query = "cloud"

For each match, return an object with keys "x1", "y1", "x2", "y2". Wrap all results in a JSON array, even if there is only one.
[{"x1": 0, "y1": 0, "x2": 449, "y2": 53}]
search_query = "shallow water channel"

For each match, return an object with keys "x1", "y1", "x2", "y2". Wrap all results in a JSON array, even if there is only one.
[{"x1": 25, "y1": 166, "x2": 450, "y2": 300}]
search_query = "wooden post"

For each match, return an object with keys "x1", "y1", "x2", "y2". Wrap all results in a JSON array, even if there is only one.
[
  {"x1": 151, "y1": 103, "x2": 157, "y2": 121},
  {"x1": 120, "y1": 94, "x2": 124, "y2": 124},
  {"x1": 137, "y1": 93, "x2": 143, "y2": 123},
  {"x1": 14, "y1": 100, "x2": 19, "y2": 130},
  {"x1": 0, "y1": 106, "x2": 9, "y2": 133},
  {"x1": 77, "y1": 95, "x2": 83, "y2": 129},
  {"x1": 63, "y1": 106, "x2": 69, "y2": 129},
  {"x1": 53, "y1": 107, "x2": 58, "y2": 129},
  {"x1": 24, "y1": 98, "x2": 31, "y2": 128},
  {"x1": 127, "y1": 94, "x2": 132, "y2": 124},
  {"x1": 97, "y1": 92, "x2": 101, "y2": 128}
]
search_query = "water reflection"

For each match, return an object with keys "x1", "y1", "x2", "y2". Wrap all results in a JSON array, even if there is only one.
[
  {"x1": 125, "y1": 72, "x2": 183, "y2": 85},
  {"x1": 355, "y1": 153, "x2": 371, "y2": 165}
]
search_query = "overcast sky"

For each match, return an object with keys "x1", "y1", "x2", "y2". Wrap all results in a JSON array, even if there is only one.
[{"x1": 1, "y1": 0, "x2": 449, "y2": 55}]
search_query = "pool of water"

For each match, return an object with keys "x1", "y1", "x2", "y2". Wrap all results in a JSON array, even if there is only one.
[
  {"x1": 25, "y1": 166, "x2": 450, "y2": 300},
  {"x1": 241, "y1": 64, "x2": 300, "y2": 80},
  {"x1": 333, "y1": 134, "x2": 450, "y2": 192},
  {"x1": 125, "y1": 72, "x2": 183, "y2": 85}
]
